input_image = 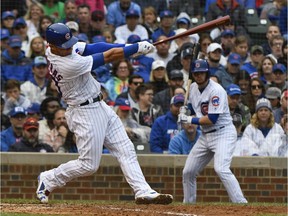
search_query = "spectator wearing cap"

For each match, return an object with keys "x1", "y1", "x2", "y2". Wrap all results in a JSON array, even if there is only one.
[
  {"x1": 88, "y1": 10, "x2": 107, "y2": 40},
  {"x1": 169, "y1": 0, "x2": 201, "y2": 19},
  {"x1": 206, "y1": 42, "x2": 227, "y2": 75},
  {"x1": 271, "y1": 63, "x2": 287, "y2": 91},
  {"x1": 12, "y1": 17, "x2": 40, "y2": 57},
  {"x1": 265, "y1": 87, "x2": 281, "y2": 110},
  {"x1": 0, "y1": 106, "x2": 27, "y2": 152},
  {"x1": 273, "y1": 89, "x2": 288, "y2": 124},
  {"x1": 114, "y1": 97, "x2": 151, "y2": 144},
  {"x1": 180, "y1": 47, "x2": 193, "y2": 90},
  {"x1": 146, "y1": 35, "x2": 175, "y2": 66},
  {"x1": 9, "y1": 117, "x2": 54, "y2": 152},
  {"x1": 148, "y1": 60, "x2": 169, "y2": 94},
  {"x1": 76, "y1": 33, "x2": 89, "y2": 43},
  {"x1": 92, "y1": 35, "x2": 106, "y2": 43},
  {"x1": 2, "y1": 79, "x2": 31, "y2": 115},
  {"x1": 42, "y1": 0, "x2": 65, "y2": 22},
  {"x1": 65, "y1": 21, "x2": 79, "y2": 36},
  {"x1": 150, "y1": 94, "x2": 184, "y2": 153},
  {"x1": 240, "y1": 45, "x2": 264, "y2": 79},
  {"x1": 1, "y1": 11, "x2": 15, "y2": 34},
  {"x1": 175, "y1": 12, "x2": 191, "y2": 30},
  {"x1": 106, "y1": 0, "x2": 141, "y2": 31},
  {"x1": 114, "y1": 9, "x2": 148, "y2": 44},
  {"x1": 226, "y1": 84, "x2": 251, "y2": 131},
  {"x1": 27, "y1": 103, "x2": 41, "y2": 120},
  {"x1": 153, "y1": 69, "x2": 184, "y2": 114},
  {"x1": 242, "y1": 98, "x2": 284, "y2": 156},
  {"x1": 215, "y1": 53, "x2": 241, "y2": 89},
  {"x1": 20, "y1": 56, "x2": 49, "y2": 104},
  {"x1": 1, "y1": 28, "x2": 10, "y2": 52},
  {"x1": 218, "y1": 29, "x2": 236, "y2": 57},
  {"x1": 151, "y1": 10, "x2": 175, "y2": 43}
]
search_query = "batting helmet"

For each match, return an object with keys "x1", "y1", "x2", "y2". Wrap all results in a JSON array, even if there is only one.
[
  {"x1": 46, "y1": 23, "x2": 78, "y2": 49},
  {"x1": 190, "y1": 59, "x2": 209, "y2": 73}
]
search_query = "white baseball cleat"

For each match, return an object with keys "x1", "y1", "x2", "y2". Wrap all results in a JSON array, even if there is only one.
[
  {"x1": 135, "y1": 191, "x2": 173, "y2": 205},
  {"x1": 36, "y1": 174, "x2": 50, "y2": 204}
]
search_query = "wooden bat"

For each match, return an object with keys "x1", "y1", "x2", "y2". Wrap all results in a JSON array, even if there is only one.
[{"x1": 153, "y1": 15, "x2": 231, "y2": 46}]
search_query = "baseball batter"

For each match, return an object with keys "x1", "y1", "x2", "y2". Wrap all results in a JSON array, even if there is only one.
[
  {"x1": 179, "y1": 59, "x2": 247, "y2": 203},
  {"x1": 36, "y1": 23, "x2": 173, "y2": 205}
]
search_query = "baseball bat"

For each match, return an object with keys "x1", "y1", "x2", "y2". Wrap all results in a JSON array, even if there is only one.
[{"x1": 153, "y1": 15, "x2": 231, "y2": 46}]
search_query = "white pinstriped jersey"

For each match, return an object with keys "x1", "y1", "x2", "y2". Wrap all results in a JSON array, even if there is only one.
[
  {"x1": 188, "y1": 79, "x2": 232, "y2": 132},
  {"x1": 46, "y1": 42, "x2": 101, "y2": 106}
]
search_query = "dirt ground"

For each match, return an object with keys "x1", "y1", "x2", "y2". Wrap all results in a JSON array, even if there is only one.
[{"x1": 1, "y1": 203, "x2": 287, "y2": 216}]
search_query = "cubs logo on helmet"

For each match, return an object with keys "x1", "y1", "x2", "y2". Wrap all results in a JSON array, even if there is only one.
[{"x1": 190, "y1": 59, "x2": 209, "y2": 73}]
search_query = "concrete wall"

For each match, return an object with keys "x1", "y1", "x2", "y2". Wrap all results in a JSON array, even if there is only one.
[{"x1": 1, "y1": 153, "x2": 287, "y2": 203}]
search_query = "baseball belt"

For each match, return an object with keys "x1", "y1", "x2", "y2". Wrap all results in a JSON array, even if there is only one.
[{"x1": 204, "y1": 126, "x2": 225, "y2": 134}]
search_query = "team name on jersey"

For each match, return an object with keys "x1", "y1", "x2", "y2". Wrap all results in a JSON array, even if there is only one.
[{"x1": 49, "y1": 64, "x2": 63, "y2": 81}]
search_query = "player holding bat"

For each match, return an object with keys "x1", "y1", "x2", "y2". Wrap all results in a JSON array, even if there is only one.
[
  {"x1": 36, "y1": 23, "x2": 173, "y2": 205},
  {"x1": 178, "y1": 59, "x2": 248, "y2": 203}
]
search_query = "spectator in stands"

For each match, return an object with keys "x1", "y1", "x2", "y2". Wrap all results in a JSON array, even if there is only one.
[
  {"x1": 153, "y1": 69, "x2": 184, "y2": 114},
  {"x1": 141, "y1": 6, "x2": 159, "y2": 40},
  {"x1": 105, "y1": 59, "x2": 134, "y2": 102},
  {"x1": 26, "y1": 103, "x2": 41, "y2": 121},
  {"x1": 234, "y1": 69, "x2": 251, "y2": 96},
  {"x1": 218, "y1": 29, "x2": 236, "y2": 57},
  {"x1": 21, "y1": 56, "x2": 48, "y2": 104},
  {"x1": 131, "y1": 83, "x2": 163, "y2": 127},
  {"x1": 260, "y1": 0, "x2": 284, "y2": 22},
  {"x1": 267, "y1": 35, "x2": 285, "y2": 63},
  {"x1": 278, "y1": 39, "x2": 287, "y2": 67},
  {"x1": 146, "y1": 35, "x2": 175, "y2": 66},
  {"x1": 242, "y1": 77, "x2": 266, "y2": 115},
  {"x1": 265, "y1": 87, "x2": 281, "y2": 110},
  {"x1": 42, "y1": 0, "x2": 65, "y2": 22},
  {"x1": 271, "y1": 63, "x2": 287, "y2": 91},
  {"x1": 257, "y1": 56, "x2": 276, "y2": 87},
  {"x1": 0, "y1": 28, "x2": 10, "y2": 54},
  {"x1": 61, "y1": 0, "x2": 78, "y2": 23},
  {"x1": 27, "y1": 36, "x2": 46, "y2": 59},
  {"x1": 1, "y1": 35, "x2": 33, "y2": 86},
  {"x1": 241, "y1": 45, "x2": 264, "y2": 79},
  {"x1": 1, "y1": 98, "x2": 11, "y2": 131},
  {"x1": 106, "y1": 0, "x2": 141, "y2": 31},
  {"x1": 9, "y1": 117, "x2": 54, "y2": 152},
  {"x1": 38, "y1": 15, "x2": 54, "y2": 42},
  {"x1": 0, "y1": 106, "x2": 27, "y2": 151},
  {"x1": 198, "y1": 33, "x2": 212, "y2": 59},
  {"x1": 88, "y1": 10, "x2": 107, "y2": 41},
  {"x1": 273, "y1": 89, "x2": 288, "y2": 124},
  {"x1": 242, "y1": 98, "x2": 285, "y2": 156},
  {"x1": 75, "y1": 0, "x2": 105, "y2": 13},
  {"x1": 169, "y1": 0, "x2": 201, "y2": 18},
  {"x1": 151, "y1": 10, "x2": 175, "y2": 43},
  {"x1": 134, "y1": 0, "x2": 167, "y2": 15},
  {"x1": 24, "y1": 1, "x2": 44, "y2": 36},
  {"x1": 206, "y1": 43, "x2": 226, "y2": 76},
  {"x1": 180, "y1": 47, "x2": 193, "y2": 90},
  {"x1": 169, "y1": 28, "x2": 196, "y2": 55},
  {"x1": 77, "y1": 4, "x2": 91, "y2": 36},
  {"x1": 168, "y1": 122, "x2": 201, "y2": 155},
  {"x1": 233, "y1": 35, "x2": 250, "y2": 64},
  {"x1": 261, "y1": 24, "x2": 281, "y2": 55},
  {"x1": 226, "y1": 84, "x2": 251, "y2": 131},
  {"x1": 65, "y1": 21, "x2": 79, "y2": 36},
  {"x1": 38, "y1": 97, "x2": 61, "y2": 143},
  {"x1": 149, "y1": 94, "x2": 184, "y2": 153},
  {"x1": 2, "y1": 79, "x2": 31, "y2": 115},
  {"x1": 148, "y1": 60, "x2": 169, "y2": 94},
  {"x1": 117, "y1": 74, "x2": 144, "y2": 108},
  {"x1": 278, "y1": 1, "x2": 287, "y2": 40},
  {"x1": 114, "y1": 10, "x2": 148, "y2": 44},
  {"x1": 175, "y1": 12, "x2": 191, "y2": 31},
  {"x1": 102, "y1": 27, "x2": 115, "y2": 43},
  {"x1": 215, "y1": 53, "x2": 241, "y2": 89},
  {"x1": 173, "y1": 86, "x2": 186, "y2": 96},
  {"x1": 1, "y1": 11, "x2": 15, "y2": 35}
]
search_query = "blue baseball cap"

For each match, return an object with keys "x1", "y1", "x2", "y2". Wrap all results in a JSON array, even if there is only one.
[
  {"x1": 221, "y1": 29, "x2": 235, "y2": 37},
  {"x1": 177, "y1": 17, "x2": 190, "y2": 25},
  {"x1": 272, "y1": 64, "x2": 286, "y2": 74},
  {"x1": 170, "y1": 94, "x2": 185, "y2": 105},
  {"x1": 9, "y1": 106, "x2": 27, "y2": 117},
  {"x1": 92, "y1": 35, "x2": 106, "y2": 43},
  {"x1": 76, "y1": 33, "x2": 89, "y2": 42},
  {"x1": 33, "y1": 56, "x2": 47, "y2": 67},
  {"x1": 8, "y1": 35, "x2": 22, "y2": 48},
  {"x1": 126, "y1": 9, "x2": 140, "y2": 18},
  {"x1": 13, "y1": 17, "x2": 27, "y2": 28},
  {"x1": 27, "y1": 103, "x2": 40, "y2": 114},
  {"x1": 228, "y1": 53, "x2": 241, "y2": 65},
  {"x1": 1, "y1": 28, "x2": 10, "y2": 40},
  {"x1": 114, "y1": 97, "x2": 131, "y2": 110},
  {"x1": 2, "y1": 11, "x2": 15, "y2": 20},
  {"x1": 159, "y1": 10, "x2": 173, "y2": 19},
  {"x1": 226, "y1": 84, "x2": 242, "y2": 96},
  {"x1": 127, "y1": 34, "x2": 141, "y2": 43}
]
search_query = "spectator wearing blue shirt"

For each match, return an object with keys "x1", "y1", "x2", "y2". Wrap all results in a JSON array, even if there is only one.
[
  {"x1": 149, "y1": 94, "x2": 184, "y2": 153},
  {"x1": 0, "y1": 106, "x2": 27, "y2": 152},
  {"x1": 106, "y1": 0, "x2": 141, "y2": 31},
  {"x1": 169, "y1": 122, "x2": 201, "y2": 155}
]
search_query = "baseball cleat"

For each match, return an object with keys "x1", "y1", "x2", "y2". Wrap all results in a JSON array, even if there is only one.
[
  {"x1": 36, "y1": 174, "x2": 50, "y2": 204},
  {"x1": 135, "y1": 191, "x2": 173, "y2": 205}
]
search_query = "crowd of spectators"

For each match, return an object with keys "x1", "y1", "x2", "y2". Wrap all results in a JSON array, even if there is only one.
[{"x1": 1, "y1": 0, "x2": 287, "y2": 157}]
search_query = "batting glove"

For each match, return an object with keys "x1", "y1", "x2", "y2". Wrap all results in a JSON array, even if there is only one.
[
  {"x1": 137, "y1": 41, "x2": 155, "y2": 55},
  {"x1": 178, "y1": 113, "x2": 193, "y2": 124}
]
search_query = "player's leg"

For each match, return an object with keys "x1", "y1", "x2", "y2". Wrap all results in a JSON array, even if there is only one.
[
  {"x1": 103, "y1": 103, "x2": 172, "y2": 204},
  {"x1": 182, "y1": 135, "x2": 214, "y2": 203},
  {"x1": 36, "y1": 102, "x2": 107, "y2": 203},
  {"x1": 212, "y1": 124, "x2": 248, "y2": 203}
]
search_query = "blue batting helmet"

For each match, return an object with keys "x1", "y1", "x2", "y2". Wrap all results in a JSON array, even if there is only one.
[
  {"x1": 46, "y1": 23, "x2": 78, "y2": 49},
  {"x1": 190, "y1": 59, "x2": 209, "y2": 73}
]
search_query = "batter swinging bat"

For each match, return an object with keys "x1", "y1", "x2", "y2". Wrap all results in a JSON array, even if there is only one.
[{"x1": 153, "y1": 15, "x2": 231, "y2": 46}]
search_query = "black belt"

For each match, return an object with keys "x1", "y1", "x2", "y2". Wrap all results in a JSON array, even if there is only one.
[
  {"x1": 204, "y1": 126, "x2": 225, "y2": 134},
  {"x1": 80, "y1": 93, "x2": 103, "y2": 106}
]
